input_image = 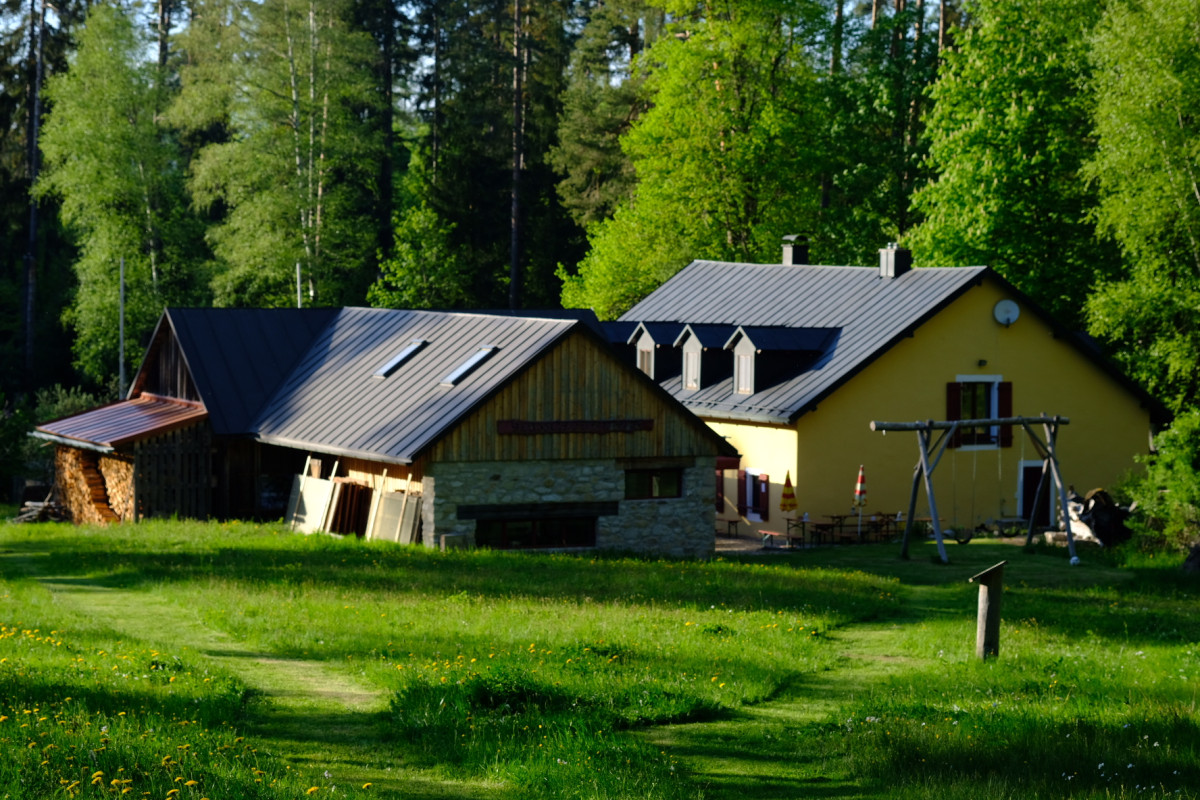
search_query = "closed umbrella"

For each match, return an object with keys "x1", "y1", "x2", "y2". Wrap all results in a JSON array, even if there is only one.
[
  {"x1": 854, "y1": 465, "x2": 866, "y2": 539},
  {"x1": 780, "y1": 471, "x2": 798, "y2": 513}
]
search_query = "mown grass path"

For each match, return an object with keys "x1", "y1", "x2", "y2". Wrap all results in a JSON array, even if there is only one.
[
  {"x1": 643, "y1": 581, "x2": 965, "y2": 800},
  {"x1": 640, "y1": 625, "x2": 917, "y2": 800},
  {"x1": 4, "y1": 546, "x2": 496, "y2": 800}
]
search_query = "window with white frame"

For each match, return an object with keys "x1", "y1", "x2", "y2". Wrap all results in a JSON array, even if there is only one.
[
  {"x1": 735, "y1": 353, "x2": 753, "y2": 394},
  {"x1": 683, "y1": 350, "x2": 700, "y2": 390},
  {"x1": 948, "y1": 376, "x2": 1013, "y2": 448}
]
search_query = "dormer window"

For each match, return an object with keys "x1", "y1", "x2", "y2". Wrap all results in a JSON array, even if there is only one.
[
  {"x1": 628, "y1": 322, "x2": 683, "y2": 381},
  {"x1": 638, "y1": 347, "x2": 653, "y2": 377},
  {"x1": 735, "y1": 353, "x2": 754, "y2": 394},
  {"x1": 683, "y1": 351, "x2": 700, "y2": 390}
]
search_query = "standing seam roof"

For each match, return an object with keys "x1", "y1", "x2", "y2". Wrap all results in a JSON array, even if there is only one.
[
  {"x1": 164, "y1": 307, "x2": 338, "y2": 435},
  {"x1": 252, "y1": 309, "x2": 579, "y2": 464},
  {"x1": 620, "y1": 262, "x2": 990, "y2": 422}
]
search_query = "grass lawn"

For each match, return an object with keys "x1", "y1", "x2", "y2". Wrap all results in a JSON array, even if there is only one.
[{"x1": 1, "y1": 519, "x2": 1197, "y2": 799}]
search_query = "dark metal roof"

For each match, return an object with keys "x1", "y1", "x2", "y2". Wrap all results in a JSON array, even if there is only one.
[
  {"x1": 158, "y1": 307, "x2": 338, "y2": 435},
  {"x1": 675, "y1": 323, "x2": 738, "y2": 349},
  {"x1": 598, "y1": 320, "x2": 639, "y2": 345},
  {"x1": 627, "y1": 321, "x2": 686, "y2": 346},
  {"x1": 621, "y1": 262, "x2": 991, "y2": 423},
  {"x1": 725, "y1": 325, "x2": 841, "y2": 352},
  {"x1": 252, "y1": 309, "x2": 578, "y2": 465},
  {"x1": 34, "y1": 395, "x2": 208, "y2": 452},
  {"x1": 476, "y1": 308, "x2": 606, "y2": 338}
]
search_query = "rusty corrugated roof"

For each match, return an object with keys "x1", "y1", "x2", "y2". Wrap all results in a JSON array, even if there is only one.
[{"x1": 34, "y1": 394, "x2": 208, "y2": 451}]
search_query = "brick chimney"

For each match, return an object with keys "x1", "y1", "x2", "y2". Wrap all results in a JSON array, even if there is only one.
[
  {"x1": 782, "y1": 234, "x2": 809, "y2": 266},
  {"x1": 879, "y1": 243, "x2": 912, "y2": 278}
]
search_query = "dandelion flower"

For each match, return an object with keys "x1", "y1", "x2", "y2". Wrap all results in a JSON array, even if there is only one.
[{"x1": 306, "y1": 788, "x2": 319, "y2": 795}]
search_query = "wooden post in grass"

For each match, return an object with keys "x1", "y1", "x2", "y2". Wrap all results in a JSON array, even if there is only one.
[{"x1": 969, "y1": 561, "x2": 1007, "y2": 659}]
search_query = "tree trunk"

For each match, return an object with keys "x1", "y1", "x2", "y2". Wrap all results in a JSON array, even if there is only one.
[
  {"x1": 23, "y1": 0, "x2": 46, "y2": 382},
  {"x1": 509, "y1": 0, "x2": 522, "y2": 310},
  {"x1": 377, "y1": 2, "x2": 395, "y2": 263},
  {"x1": 431, "y1": 5, "x2": 441, "y2": 185},
  {"x1": 283, "y1": 5, "x2": 313, "y2": 300},
  {"x1": 157, "y1": 0, "x2": 172, "y2": 79},
  {"x1": 830, "y1": 0, "x2": 843, "y2": 75}
]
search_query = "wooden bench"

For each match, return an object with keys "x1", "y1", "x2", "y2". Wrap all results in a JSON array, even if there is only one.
[{"x1": 761, "y1": 529, "x2": 802, "y2": 549}]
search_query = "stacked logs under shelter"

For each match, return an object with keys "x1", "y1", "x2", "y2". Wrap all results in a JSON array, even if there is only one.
[{"x1": 53, "y1": 447, "x2": 134, "y2": 524}]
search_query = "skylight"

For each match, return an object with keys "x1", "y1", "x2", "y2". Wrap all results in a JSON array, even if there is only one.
[
  {"x1": 372, "y1": 339, "x2": 427, "y2": 379},
  {"x1": 440, "y1": 346, "x2": 497, "y2": 386}
]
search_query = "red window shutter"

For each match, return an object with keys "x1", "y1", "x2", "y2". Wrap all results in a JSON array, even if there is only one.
[
  {"x1": 714, "y1": 469, "x2": 724, "y2": 512},
  {"x1": 946, "y1": 382, "x2": 963, "y2": 448},
  {"x1": 998, "y1": 382, "x2": 1014, "y2": 447},
  {"x1": 757, "y1": 473, "x2": 770, "y2": 521},
  {"x1": 737, "y1": 469, "x2": 747, "y2": 515}
]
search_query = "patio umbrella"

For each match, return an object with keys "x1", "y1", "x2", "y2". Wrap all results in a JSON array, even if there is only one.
[
  {"x1": 780, "y1": 471, "x2": 798, "y2": 513},
  {"x1": 854, "y1": 465, "x2": 866, "y2": 539}
]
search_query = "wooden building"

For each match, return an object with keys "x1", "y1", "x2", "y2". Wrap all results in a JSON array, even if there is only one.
[
  {"x1": 612, "y1": 244, "x2": 1167, "y2": 539},
  {"x1": 35, "y1": 308, "x2": 734, "y2": 558}
]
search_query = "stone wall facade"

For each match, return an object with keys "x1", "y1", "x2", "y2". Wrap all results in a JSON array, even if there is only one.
[{"x1": 423, "y1": 457, "x2": 716, "y2": 559}]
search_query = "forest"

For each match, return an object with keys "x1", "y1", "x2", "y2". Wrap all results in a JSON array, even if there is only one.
[{"x1": 2, "y1": 0, "x2": 1199, "y2": 424}]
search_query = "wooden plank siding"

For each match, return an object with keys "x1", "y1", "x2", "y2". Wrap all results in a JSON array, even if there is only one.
[
  {"x1": 133, "y1": 423, "x2": 211, "y2": 520},
  {"x1": 429, "y1": 330, "x2": 723, "y2": 463},
  {"x1": 342, "y1": 457, "x2": 425, "y2": 495}
]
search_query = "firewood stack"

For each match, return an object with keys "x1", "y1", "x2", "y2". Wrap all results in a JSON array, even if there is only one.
[{"x1": 54, "y1": 447, "x2": 121, "y2": 524}]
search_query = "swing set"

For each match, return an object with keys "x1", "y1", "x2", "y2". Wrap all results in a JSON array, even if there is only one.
[{"x1": 869, "y1": 415, "x2": 1077, "y2": 564}]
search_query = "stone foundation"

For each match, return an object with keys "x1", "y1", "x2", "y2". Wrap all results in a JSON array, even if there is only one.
[{"x1": 424, "y1": 457, "x2": 716, "y2": 558}]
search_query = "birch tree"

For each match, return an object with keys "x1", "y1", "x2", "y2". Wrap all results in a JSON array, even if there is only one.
[
  {"x1": 36, "y1": 2, "x2": 207, "y2": 383},
  {"x1": 184, "y1": 0, "x2": 381, "y2": 307}
]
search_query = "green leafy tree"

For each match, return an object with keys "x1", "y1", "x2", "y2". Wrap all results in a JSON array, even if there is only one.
[
  {"x1": 1123, "y1": 411, "x2": 1200, "y2": 550},
  {"x1": 1084, "y1": 0, "x2": 1200, "y2": 413},
  {"x1": 820, "y1": 1, "x2": 942, "y2": 265},
  {"x1": 560, "y1": 0, "x2": 828, "y2": 318},
  {"x1": 906, "y1": 0, "x2": 1116, "y2": 328},
  {"x1": 35, "y1": 2, "x2": 208, "y2": 384},
  {"x1": 181, "y1": 0, "x2": 382, "y2": 308},
  {"x1": 368, "y1": 180, "x2": 473, "y2": 309}
]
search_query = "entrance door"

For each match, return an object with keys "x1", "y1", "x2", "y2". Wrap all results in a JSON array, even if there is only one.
[
  {"x1": 1019, "y1": 462, "x2": 1051, "y2": 526},
  {"x1": 744, "y1": 470, "x2": 765, "y2": 522}
]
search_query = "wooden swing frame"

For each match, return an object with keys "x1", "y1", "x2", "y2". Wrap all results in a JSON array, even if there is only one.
[{"x1": 869, "y1": 415, "x2": 1075, "y2": 564}]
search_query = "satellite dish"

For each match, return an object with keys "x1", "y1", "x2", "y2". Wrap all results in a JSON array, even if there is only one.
[{"x1": 993, "y1": 299, "x2": 1020, "y2": 327}]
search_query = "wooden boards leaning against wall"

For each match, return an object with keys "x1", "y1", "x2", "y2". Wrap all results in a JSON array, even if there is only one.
[
  {"x1": 284, "y1": 459, "x2": 423, "y2": 544},
  {"x1": 364, "y1": 471, "x2": 421, "y2": 544}
]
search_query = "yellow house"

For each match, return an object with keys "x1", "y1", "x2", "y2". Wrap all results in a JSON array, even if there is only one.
[{"x1": 616, "y1": 245, "x2": 1166, "y2": 540}]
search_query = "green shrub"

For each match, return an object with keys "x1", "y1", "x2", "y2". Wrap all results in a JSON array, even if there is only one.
[
  {"x1": 20, "y1": 384, "x2": 110, "y2": 489},
  {"x1": 1124, "y1": 410, "x2": 1200, "y2": 551},
  {"x1": 0, "y1": 394, "x2": 32, "y2": 503}
]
